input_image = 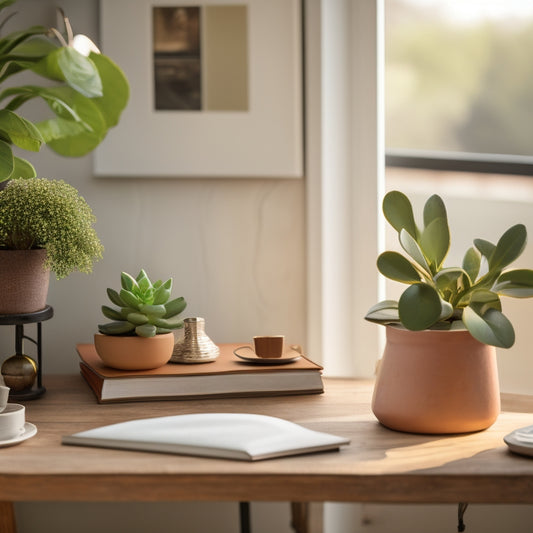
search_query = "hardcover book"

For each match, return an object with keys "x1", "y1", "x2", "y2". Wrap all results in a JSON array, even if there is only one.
[{"x1": 76, "y1": 343, "x2": 324, "y2": 403}]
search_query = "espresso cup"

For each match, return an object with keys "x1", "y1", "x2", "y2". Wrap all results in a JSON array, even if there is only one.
[
  {"x1": 0, "y1": 403, "x2": 25, "y2": 440},
  {"x1": 0, "y1": 385, "x2": 9, "y2": 413},
  {"x1": 253, "y1": 335, "x2": 285, "y2": 358}
]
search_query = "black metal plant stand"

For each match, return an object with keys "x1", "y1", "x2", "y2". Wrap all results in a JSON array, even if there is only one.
[{"x1": 0, "y1": 306, "x2": 53, "y2": 400}]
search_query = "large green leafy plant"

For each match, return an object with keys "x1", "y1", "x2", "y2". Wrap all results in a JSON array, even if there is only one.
[
  {"x1": 365, "y1": 190, "x2": 533, "y2": 348},
  {"x1": 0, "y1": 0, "x2": 129, "y2": 181}
]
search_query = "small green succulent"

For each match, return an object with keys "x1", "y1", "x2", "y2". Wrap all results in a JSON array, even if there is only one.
[
  {"x1": 99, "y1": 270, "x2": 187, "y2": 338},
  {"x1": 365, "y1": 190, "x2": 533, "y2": 348}
]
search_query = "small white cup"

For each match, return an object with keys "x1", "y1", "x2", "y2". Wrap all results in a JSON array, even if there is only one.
[
  {"x1": 0, "y1": 404, "x2": 25, "y2": 440},
  {"x1": 0, "y1": 385, "x2": 9, "y2": 413}
]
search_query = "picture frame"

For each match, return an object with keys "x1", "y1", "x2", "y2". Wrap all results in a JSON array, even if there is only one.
[{"x1": 95, "y1": 0, "x2": 303, "y2": 178}]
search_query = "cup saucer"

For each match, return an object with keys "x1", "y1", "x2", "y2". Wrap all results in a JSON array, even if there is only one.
[
  {"x1": 233, "y1": 345, "x2": 302, "y2": 365},
  {"x1": 0, "y1": 422, "x2": 37, "y2": 448}
]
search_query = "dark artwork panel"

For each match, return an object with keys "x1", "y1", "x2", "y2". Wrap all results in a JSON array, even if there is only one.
[{"x1": 153, "y1": 7, "x2": 201, "y2": 111}]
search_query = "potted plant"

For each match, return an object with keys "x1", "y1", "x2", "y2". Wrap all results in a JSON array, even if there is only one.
[
  {"x1": 365, "y1": 190, "x2": 533, "y2": 434},
  {"x1": 95, "y1": 269, "x2": 187, "y2": 370},
  {"x1": 0, "y1": 177, "x2": 103, "y2": 313},
  {"x1": 0, "y1": 0, "x2": 129, "y2": 182}
]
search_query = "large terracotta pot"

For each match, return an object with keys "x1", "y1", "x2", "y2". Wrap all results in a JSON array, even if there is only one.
[
  {"x1": 0, "y1": 249, "x2": 50, "y2": 314},
  {"x1": 94, "y1": 332, "x2": 175, "y2": 370},
  {"x1": 372, "y1": 325, "x2": 500, "y2": 434}
]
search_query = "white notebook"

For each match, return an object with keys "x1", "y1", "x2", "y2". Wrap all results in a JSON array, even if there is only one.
[{"x1": 62, "y1": 413, "x2": 350, "y2": 461}]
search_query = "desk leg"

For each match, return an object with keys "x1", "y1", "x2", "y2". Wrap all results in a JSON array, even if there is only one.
[
  {"x1": 290, "y1": 502, "x2": 323, "y2": 533},
  {"x1": 0, "y1": 502, "x2": 16, "y2": 533}
]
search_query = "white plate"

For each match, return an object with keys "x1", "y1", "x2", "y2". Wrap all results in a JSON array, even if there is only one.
[
  {"x1": 234, "y1": 346, "x2": 301, "y2": 365},
  {"x1": 0, "y1": 422, "x2": 37, "y2": 448}
]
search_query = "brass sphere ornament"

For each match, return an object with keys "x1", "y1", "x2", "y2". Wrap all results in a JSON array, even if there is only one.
[{"x1": 1, "y1": 354, "x2": 37, "y2": 392}]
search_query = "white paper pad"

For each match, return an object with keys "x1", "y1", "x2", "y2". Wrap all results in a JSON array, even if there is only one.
[{"x1": 62, "y1": 413, "x2": 350, "y2": 461}]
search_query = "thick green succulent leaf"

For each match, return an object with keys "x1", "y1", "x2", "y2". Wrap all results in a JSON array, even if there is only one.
[
  {"x1": 398, "y1": 283, "x2": 443, "y2": 331},
  {"x1": 0, "y1": 109, "x2": 43, "y2": 151},
  {"x1": 364, "y1": 300, "x2": 400, "y2": 324},
  {"x1": 126, "y1": 312, "x2": 149, "y2": 326},
  {"x1": 493, "y1": 269, "x2": 533, "y2": 298},
  {"x1": 469, "y1": 289, "x2": 502, "y2": 311},
  {"x1": 98, "y1": 321, "x2": 136, "y2": 335},
  {"x1": 153, "y1": 316, "x2": 184, "y2": 330},
  {"x1": 152, "y1": 285, "x2": 171, "y2": 305},
  {"x1": 121, "y1": 272, "x2": 138, "y2": 291},
  {"x1": 139, "y1": 303, "x2": 166, "y2": 317},
  {"x1": 106, "y1": 288, "x2": 125, "y2": 307},
  {"x1": 382, "y1": 190, "x2": 418, "y2": 238},
  {"x1": 399, "y1": 229, "x2": 431, "y2": 275},
  {"x1": 135, "y1": 324, "x2": 157, "y2": 338},
  {"x1": 489, "y1": 224, "x2": 527, "y2": 271},
  {"x1": 377, "y1": 251, "x2": 421, "y2": 283},
  {"x1": 119, "y1": 288, "x2": 141, "y2": 309},
  {"x1": 463, "y1": 246, "x2": 481, "y2": 283},
  {"x1": 136, "y1": 269, "x2": 152, "y2": 292},
  {"x1": 0, "y1": 138, "x2": 14, "y2": 182},
  {"x1": 474, "y1": 238, "x2": 496, "y2": 261},
  {"x1": 419, "y1": 217, "x2": 450, "y2": 271},
  {"x1": 423, "y1": 194, "x2": 447, "y2": 228},
  {"x1": 101, "y1": 305, "x2": 123, "y2": 321},
  {"x1": 463, "y1": 304, "x2": 515, "y2": 348},
  {"x1": 434, "y1": 267, "x2": 471, "y2": 297},
  {"x1": 164, "y1": 296, "x2": 187, "y2": 318}
]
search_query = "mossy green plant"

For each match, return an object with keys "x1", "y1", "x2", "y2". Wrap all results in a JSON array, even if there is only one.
[{"x1": 0, "y1": 177, "x2": 103, "y2": 278}]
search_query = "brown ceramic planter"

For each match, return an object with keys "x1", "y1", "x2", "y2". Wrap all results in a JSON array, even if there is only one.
[
  {"x1": 372, "y1": 325, "x2": 500, "y2": 434},
  {"x1": 0, "y1": 249, "x2": 50, "y2": 314},
  {"x1": 94, "y1": 332, "x2": 175, "y2": 370}
]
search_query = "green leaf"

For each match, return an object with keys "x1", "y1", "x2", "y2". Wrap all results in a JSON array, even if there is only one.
[
  {"x1": 423, "y1": 194, "x2": 447, "y2": 228},
  {"x1": 136, "y1": 269, "x2": 152, "y2": 292},
  {"x1": 377, "y1": 251, "x2": 421, "y2": 283},
  {"x1": 0, "y1": 138, "x2": 13, "y2": 181},
  {"x1": 419, "y1": 217, "x2": 450, "y2": 271},
  {"x1": 463, "y1": 305, "x2": 515, "y2": 348},
  {"x1": 126, "y1": 312, "x2": 149, "y2": 326},
  {"x1": 101, "y1": 305, "x2": 123, "y2": 321},
  {"x1": 474, "y1": 238, "x2": 496, "y2": 261},
  {"x1": 463, "y1": 246, "x2": 481, "y2": 283},
  {"x1": 398, "y1": 283, "x2": 443, "y2": 331},
  {"x1": 399, "y1": 229, "x2": 431, "y2": 275},
  {"x1": 489, "y1": 224, "x2": 527, "y2": 271},
  {"x1": 364, "y1": 300, "x2": 400, "y2": 324},
  {"x1": 434, "y1": 267, "x2": 471, "y2": 296},
  {"x1": 121, "y1": 272, "x2": 138, "y2": 291},
  {"x1": 139, "y1": 304, "x2": 167, "y2": 317},
  {"x1": 135, "y1": 324, "x2": 157, "y2": 338},
  {"x1": 469, "y1": 289, "x2": 502, "y2": 311},
  {"x1": 119, "y1": 288, "x2": 141, "y2": 309},
  {"x1": 10, "y1": 156, "x2": 36, "y2": 179},
  {"x1": 0, "y1": 109, "x2": 43, "y2": 151},
  {"x1": 493, "y1": 269, "x2": 533, "y2": 298},
  {"x1": 106, "y1": 288, "x2": 125, "y2": 307},
  {"x1": 382, "y1": 190, "x2": 418, "y2": 238},
  {"x1": 89, "y1": 52, "x2": 130, "y2": 128},
  {"x1": 164, "y1": 297, "x2": 187, "y2": 318}
]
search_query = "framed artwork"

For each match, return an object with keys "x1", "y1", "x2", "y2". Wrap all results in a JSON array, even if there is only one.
[{"x1": 95, "y1": 0, "x2": 303, "y2": 178}]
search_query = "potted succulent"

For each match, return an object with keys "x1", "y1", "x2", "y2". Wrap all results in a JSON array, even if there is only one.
[
  {"x1": 365, "y1": 190, "x2": 533, "y2": 434},
  {"x1": 95, "y1": 270, "x2": 187, "y2": 370},
  {"x1": 0, "y1": 0, "x2": 129, "y2": 182},
  {"x1": 0, "y1": 177, "x2": 103, "y2": 313}
]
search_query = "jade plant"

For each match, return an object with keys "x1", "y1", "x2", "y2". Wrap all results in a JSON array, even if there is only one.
[
  {"x1": 365, "y1": 190, "x2": 533, "y2": 348},
  {"x1": 0, "y1": 177, "x2": 103, "y2": 277},
  {"x1": 99, "y1": 270, "x2": 187, "y2": 338},
  {"x1": 0, "y1": 0, "x2": 129, "y2": 181}
]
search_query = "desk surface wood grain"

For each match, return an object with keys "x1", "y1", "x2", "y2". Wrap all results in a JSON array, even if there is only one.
[{"x1": 2, "y1": 375, "x2": 533, "y2": 504}]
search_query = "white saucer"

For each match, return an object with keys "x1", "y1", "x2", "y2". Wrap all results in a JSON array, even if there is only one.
[
  {"x1": 0, "y1": 422, "x2": 37, "y2": 448},
  {"x1": 234, "y1": 345, "x2": 302, "y2": 365}
]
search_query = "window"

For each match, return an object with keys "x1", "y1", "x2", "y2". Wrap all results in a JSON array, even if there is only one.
[{"x1": 385, "y1": 0, "x2": 533, "y2": 174}]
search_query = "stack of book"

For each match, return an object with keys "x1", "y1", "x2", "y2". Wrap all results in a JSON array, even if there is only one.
[{"x1": 76, "y1": 343, "x2": 324, "y2": 403}]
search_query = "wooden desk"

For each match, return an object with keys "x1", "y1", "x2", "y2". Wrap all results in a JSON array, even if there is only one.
[{"x1": 2, "y1": 376, "x2": 533, "y2": 531}]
